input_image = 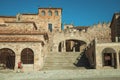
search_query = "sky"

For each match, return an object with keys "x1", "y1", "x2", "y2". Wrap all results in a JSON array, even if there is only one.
[{"x1": 0, "y1": 0, "x2": 120, "y2": 27}]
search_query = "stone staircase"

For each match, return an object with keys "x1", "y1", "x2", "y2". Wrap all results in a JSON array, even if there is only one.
[{"x1": 43, "y1": 52, "x2": 90, "y2": 70}]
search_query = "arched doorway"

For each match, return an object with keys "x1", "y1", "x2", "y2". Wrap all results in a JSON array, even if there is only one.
[
  {"x1": 21, "y1": 48, "x2": 34, "y2": 64},
  {"x1": 58, "y1": 39, "x2": 86, "y2": 52},
  {"x1": 0, "y1": 48, "x2": 15, "y2": 69},
  {"x1": 102, "y1": 48, "x2": 117, "y2": 68}
]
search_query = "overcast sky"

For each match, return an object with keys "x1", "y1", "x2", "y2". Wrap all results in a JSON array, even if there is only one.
[{"x1": 0, "y1": 0, "x2": 120, "y2": 26}]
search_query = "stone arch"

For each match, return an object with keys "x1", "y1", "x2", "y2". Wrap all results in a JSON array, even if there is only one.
[
  {"x1": 118, "y1": 50, "x2": 120, "y2": 66},
  {"x1": 0, "y1": 48, "x2": 15, "y2": 69},
  {"x1": 52, "y1": 30, "x2": 91, "y2": 52},
  {"x1": 102, "y1": 47, "x2": 117, "y2": 68},
  {"x1": 21, "y1": 48, "x2": 34, "y2": 64},
  {"x1": 58, "y1": 39, "x2": 87, "y2": 52}
]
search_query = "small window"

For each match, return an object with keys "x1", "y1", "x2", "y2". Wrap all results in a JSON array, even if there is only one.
[
  {"x1": 55, "y1": 11, "x2": 58, "y2": 16},
  {"x1": 48, "y1": 24, "x2": 52, "y2": 32},
  {"x1": 41, "y1": 11, "x2": 45, "y2": 16},
  {"x1": 48, "y1": 10, "x2": 52, "y2": 16}
]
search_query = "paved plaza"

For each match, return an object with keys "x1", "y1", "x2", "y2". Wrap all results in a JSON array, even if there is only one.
[{"x1": 0, "y1": 69, "x2": 120, "y2": 80}]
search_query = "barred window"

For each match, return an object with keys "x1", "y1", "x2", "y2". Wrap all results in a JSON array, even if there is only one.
[{"x1": 21, "y1": 48, "x2": 34, "y2": 64}]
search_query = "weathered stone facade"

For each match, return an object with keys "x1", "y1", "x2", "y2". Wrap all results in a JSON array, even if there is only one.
[{"x1": 0, "y1": 7, "x2": 120, "y2": 71}]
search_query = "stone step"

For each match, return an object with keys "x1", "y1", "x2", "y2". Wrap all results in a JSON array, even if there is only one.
[
  {"x1": 46, "y1": 53, "x2": 80, "y2": 57},
  {"x1": 44, "y1": 62, "x2": 75, "y2": 65},
  {"x1": 45, "y1": 57, "x2": 77, "y2": 62},
  {"x1": 43, "y1": 52, "x2": 89, "y2": 70},
  {"x1": 43, "y1": 66, "x2": 78, "y2": 70}
]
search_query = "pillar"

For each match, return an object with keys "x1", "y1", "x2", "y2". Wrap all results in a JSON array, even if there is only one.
[
  {"x1": 61, "y1": 41, "x2": 64, "y2": 52},
  {"x1": 116, "y1": 52, "x2": 119, "y2": 69},
  {"x1": 15, "y1": 54, "x2": 20, "y2": 71},
  {"x1": 111, "y1": 53, "x2": 114, "y2": 66},
  {"x1": 63, "y1": 41, "x2": 66, "y2": 52},
  {"x1": 116, "y1": 36, "x2": 118, "y2": 42}
]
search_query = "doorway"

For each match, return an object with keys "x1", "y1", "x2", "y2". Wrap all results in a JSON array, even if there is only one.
[
  {"x1": 0, "y1": 48, "x2": 15, "y2": 69},
  {"x1": 102, "y1": 48, "x2": 116, "y2": 68},
  {"x1": 103, "y1": 53, "x2": 112, "y2": 66}
]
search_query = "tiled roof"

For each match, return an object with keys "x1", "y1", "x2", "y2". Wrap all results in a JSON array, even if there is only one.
[
  {"x1": 5, "y1": 21, "x2": 37, "y2": 30},
  {"x1": 0, "y1": 36, "x2": 45, "y2": 46},
  {"x1": 0, "y1": 36, "x2": 43, "y2": 42}
]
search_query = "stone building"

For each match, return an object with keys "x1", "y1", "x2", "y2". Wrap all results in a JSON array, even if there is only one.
[{"x1": 0, "y1": 7, "x2": 120, "y2": 71}]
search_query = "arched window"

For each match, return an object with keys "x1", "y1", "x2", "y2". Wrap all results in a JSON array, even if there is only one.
[
  {"x1": 41, "y1": 11, "x2": 45, "y2": 16},
  {"x1": 55, "y1": 11, "x2": 58, "y2": 16},
  {"x1": 48, "y1": 10, "x2": 52, "y2": 16},
  {"x1": 21, "y1": 48, "x2": 34, "y2": 64}
]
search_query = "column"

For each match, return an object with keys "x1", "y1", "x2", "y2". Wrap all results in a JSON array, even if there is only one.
[
  {"x1": 63, "y1": 41, "x2": 66, "y2": 52},
  {"x1": 111, "y1": 53, "x2": 114, "y2": 67},
  {"x1": 116, "y1": 36, "x2": 118, "y2": 42},
  {"x1": 15, "y1": 54, "x2": 20, "y2": 71},
  {"x1": 116, "y1": 52, "x2": 119, "y2": 69},
  {"x1": 61, "y1": 41, "x2": 64, "y2": 52}
]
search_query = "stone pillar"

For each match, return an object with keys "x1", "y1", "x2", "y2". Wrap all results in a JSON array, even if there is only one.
[
  {"x1": 61, "y1": 41, "x2": 64, "y2": 52},
  {"x1": 116, "y1": 52, "x2": 119, "y2": 69},
  {"x1": 116, "y1": 36, "x2": 118, "y2": 42},
  {"x1": 73, "y1": 47, "x2": 75, "y2": 52},
  {"x1": 52, "y1": 44, "x2": 58, "y2": 52},
  {"x1": 34, "y1": 54, "x2": 40, "y2": 71},
  {"x1": 63, "y1": 41, "x2": 66, "y2": 52},
  {"x1": 111, "y1": 53, "x2": 114, "y2": 67},
  {"x1": 15, "y1": 54, "x2": 20, "y2": 71}
]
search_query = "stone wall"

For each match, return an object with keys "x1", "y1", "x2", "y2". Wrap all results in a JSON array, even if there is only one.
[
  {"x1": 0, "y1": 17, "x2": 16, "y2": 23},
  {"x1": 20, "y1": 8, "x2": 62, "y2": 31},
  {"x1": 0, "y1": 42, "x2": 44, "y2": 71},
  {"x1": 50, "y1": 23, "x2": 111, "y2": 52},
  {"x1": 85, "y1": 40, "x2": 96, "y2": 68},
  {"x1": 95, "y1": 42, "x2": 120, "y2": 69}
]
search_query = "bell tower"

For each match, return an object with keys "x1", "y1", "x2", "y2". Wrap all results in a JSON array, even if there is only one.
[{"x1": 38, "y1": 8, "x2": 62, "y2": 32}]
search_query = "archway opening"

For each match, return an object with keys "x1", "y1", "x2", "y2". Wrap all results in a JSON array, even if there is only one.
[
  {"x1": 102, "y1": 48, "x2": 116, "y2": 68},
  {"x1": 21, "y1": 48, "x2": 34, "y2": 64},
  {"x1": 58, "y1": 39, "x2": 86, "y2": 52},
  {"x1": 0, "y1": 48, "x2": 15, "y2": 69}
]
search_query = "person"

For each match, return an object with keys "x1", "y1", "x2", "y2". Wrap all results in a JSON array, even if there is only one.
[{"x1": 17, "y1": 61, "x2": 23, "y2": 72}]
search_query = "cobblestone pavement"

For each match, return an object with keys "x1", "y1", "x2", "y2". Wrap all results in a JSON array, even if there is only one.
[{"x1": 0, "y1": 69, "x2": 120, "y2": 80}]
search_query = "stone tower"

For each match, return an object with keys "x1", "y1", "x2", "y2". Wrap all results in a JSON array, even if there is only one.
[{"x1": 38, "y1": 8, "x2": 62, "y2": 32}]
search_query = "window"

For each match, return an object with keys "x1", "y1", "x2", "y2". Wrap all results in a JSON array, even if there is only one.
[
  {"x1": 41, "y1": 11, "x2": 45, "y2": 16},
  {"x1": 55, "y1": 11, "x2": 58, "y2": 16},
  {"x1": 21, "y1": 48, "x2": 34, "y2": 64},
  {"x1": 48, "y1": 10, "x2": 52, "y2": 16},
  {"x1": 48, "y1": 24, "x2": 52, "y2": 32}
]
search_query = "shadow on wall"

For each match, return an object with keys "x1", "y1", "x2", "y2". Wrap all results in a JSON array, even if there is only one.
[{"x1": 74, "y1": 52, "x2": 91, "y2": 69}]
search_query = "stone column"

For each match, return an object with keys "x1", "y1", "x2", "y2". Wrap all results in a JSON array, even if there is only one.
[
  {"x1": 61, "y1": 41, "x2": 64, "y2": 52},
  {"x1": 116, "y1": 36, "x2": 118, "y2": 42},
  {"x1": 116, "y1": 52, "x2": 119, "y2": 69},
  {"x1": 73, "y1": 47, "x2": 75, "y2": 52},
  {"x1": 63, "y1": 41, "x2": 66, "y2": 52},
  {"x1": 15, "y1": 54, "x2": 20, "y2": 71},
  {"x1": 111, "y1": 53, "x2": 114, "y2": 67}
]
